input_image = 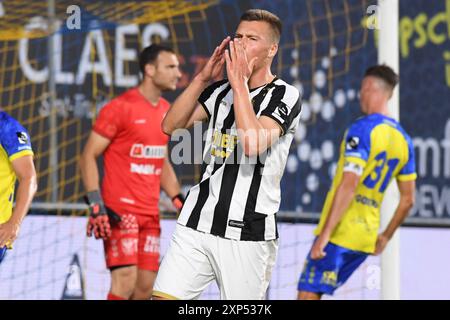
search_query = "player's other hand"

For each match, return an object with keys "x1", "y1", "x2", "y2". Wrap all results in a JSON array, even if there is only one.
[
  {"x1": 196, "y1": 36, "x2": 231, "y2": 83},
  {"x1": 172, "y1": 193, "x2": 185, "y2": 217},
  {"x1": 0, "y1": 220, "x2": 20, "y2": 248},
  {"x1": 87, "y1": 212, "x2": 111, "y2": 240},
  {"x1": 374, "y1": 233, "x2": 389, "y2": 255},
  {"x1": 84, "y1": 190, "x2": 112, "y2": 240},
  {"x1": 310, "y1": 236, "x2": 328, "y2": 260},
  {"x1": 224, "y1": 39, "x2": 258, "y2": 88}
]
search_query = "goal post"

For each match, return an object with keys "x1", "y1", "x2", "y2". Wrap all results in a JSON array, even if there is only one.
[{"x1": 378, "y1": 0, "x2": 401, "y2": 300}]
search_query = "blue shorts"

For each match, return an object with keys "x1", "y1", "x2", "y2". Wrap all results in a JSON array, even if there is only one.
[
  {"x1": 297, "y1": 241, "x2": 368, "y2": 295},
  {"x1": 0, "y1": 246, "x2": 7, "y2": 264}
]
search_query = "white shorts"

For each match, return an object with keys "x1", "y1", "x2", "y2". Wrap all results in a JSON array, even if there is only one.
[{"x1": 153, "y1": 224, "x2": 278, "y2": 300}]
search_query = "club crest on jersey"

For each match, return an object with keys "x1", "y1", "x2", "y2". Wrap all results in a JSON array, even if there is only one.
[
  {"x1": 346, "y1": 136, "x2": 360, "y2": 150},
  {"x1": 16, "y1": 132, "x2": 28, "y2": 144}
]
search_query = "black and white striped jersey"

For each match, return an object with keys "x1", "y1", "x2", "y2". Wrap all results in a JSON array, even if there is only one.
[{"x1": 177, "y1": 77, "x2": 302, "y2": 241}]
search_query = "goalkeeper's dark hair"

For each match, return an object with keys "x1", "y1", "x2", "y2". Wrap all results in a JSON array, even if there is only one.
[
  {"x1": 239, "y1": 9, "x2": 282, "y2": 43},
  {"x1": 139, "y1": 44, "x2": 175, "y2": 75},
  {"x1": 364, "y1": 65, "x2": 399, "y2": 91}
]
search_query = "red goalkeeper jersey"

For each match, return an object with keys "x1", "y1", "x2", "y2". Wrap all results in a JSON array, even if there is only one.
[{"x1": 93, "y1": 88, "x2": 170, "y2": 216}]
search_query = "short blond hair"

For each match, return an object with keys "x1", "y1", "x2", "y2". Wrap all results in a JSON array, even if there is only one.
[{"x1": 239, "y1": 9, "x2": 282, "y2": 43}]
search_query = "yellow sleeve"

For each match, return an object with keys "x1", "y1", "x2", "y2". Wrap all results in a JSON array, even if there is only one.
[{"x1": 9, "y1": 150, "x2": 34, "y2": 162}]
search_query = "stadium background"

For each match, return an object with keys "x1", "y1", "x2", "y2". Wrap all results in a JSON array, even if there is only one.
[{"x1": 0, "y1": 0, "x2": 449, "y2": 299}]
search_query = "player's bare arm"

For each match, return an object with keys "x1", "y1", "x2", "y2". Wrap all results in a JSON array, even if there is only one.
[
  {"x1": 160, "y1": 148, "x2": 184, "y2": 211},
  {"x1": 311, "y1": 172, "x2": 360, "y2": 260},
  {"x1": 0, "y1": 155, "x2": 37, "y2": 248},
  {"x1": 79, "y1": 131, "x2": 111, "y2": 192},
  {"x1": 162, "y1": 37, "x2": 231, "y2": 135},
  {"x1": 225, "y1": 39, "x2": 281, "y2": 156},
  {"x1": 374, "y1": 179, "x2": 416, "y2": 255},
  {"x1": 184, "y1": 104, "x2": 208, "y2": 130},
  {"x1": 79, "y1": 131, "x2": 114, "y2": 239}
]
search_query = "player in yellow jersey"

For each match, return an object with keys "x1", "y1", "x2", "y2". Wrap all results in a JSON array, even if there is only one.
[
  {"x1": 297, "y1": 65, "x2": 417, "y2": 299},
  {"x1": 0, "y1": 110, "x2": 37, "y2": 264}
]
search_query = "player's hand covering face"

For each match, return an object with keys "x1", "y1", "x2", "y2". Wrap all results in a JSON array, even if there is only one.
[
  {"x1": 232, "y1": 20, "x2": 278, "y2": 74},
  {"x1": 224, "y1": 39, "x2": 258, "y2": 87},
  {"x1": 197, "y1": 36, "x2": 230, "y2": 83}
]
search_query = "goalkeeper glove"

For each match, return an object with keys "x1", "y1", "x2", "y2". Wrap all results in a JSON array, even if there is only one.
[
  {"x1": 84, "y1": 190, "x2": 121, "y2": 240},
  {"x1": 171, "y1": 193, "x2": 185, "y2": 212}
]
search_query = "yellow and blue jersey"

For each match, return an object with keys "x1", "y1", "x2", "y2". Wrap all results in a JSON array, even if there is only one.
[
  {"x1": 0, "y1": 111, "x2": 34, "y2": 224},
  {"x1": 314, "y1": 113, "x2": 417, "y2": 253}
]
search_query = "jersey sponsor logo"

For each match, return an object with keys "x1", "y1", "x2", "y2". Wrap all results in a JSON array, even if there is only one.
[
  {"x1": 211, "y1": 130, "x2": 238, "y2": 159},
  {"x1": 16, "y1": 132, "x2": 28, "y2": 144},
  {"x1": 228, "y1": 220, "x2": 245, "y2": 228},
  {"x1": 130, "y1": 163, "x2": 162, "y2": 175},
  {"x1": 130, "y1": 144, "x2": 165, "y2": 159},
  {"x1": 355, "y1": 194, "x2": 379, "y2": 208},
  {"x1": 346, "y1": 136, "x2": 360, "y2": 150}
]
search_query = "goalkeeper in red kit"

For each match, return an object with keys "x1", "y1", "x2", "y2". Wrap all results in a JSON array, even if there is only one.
[{"x1": 79, "y1": 44, "x2": 185, "y2": 300}]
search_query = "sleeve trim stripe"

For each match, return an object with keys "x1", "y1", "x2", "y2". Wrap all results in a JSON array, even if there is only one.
[
  {"x1": 344, "y1": 156, "x2": 367, "y2": 168},
  {"x1": 199, "y1": 100, "x2": 211, "y2": 119},
  {"x1": 92, "y1": 127, "x2": 114, "y2": 140},
  {"x1": 397, "y1": 173, "x2": 417, "y2": 181},
  {"x1": 271, "y1": 112, "x2": 285, "y2": 124},
  {"x1": 9, "y1": 150, "x2": 34, "y2": 162}
]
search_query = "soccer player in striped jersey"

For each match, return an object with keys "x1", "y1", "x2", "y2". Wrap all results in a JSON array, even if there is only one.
[
  {"x1": 297, "y1": 65, "x2": 417, "y2": 300},
  {"x1": 0, "y1": 111, "x2": 37, "y2": 264},
  {"x1": 79, "y1": 45, "x2": 184, "y2": 300},
  {"x1": 153, "y1": 9, "x2": 302, "y2": 300}
]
